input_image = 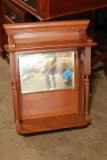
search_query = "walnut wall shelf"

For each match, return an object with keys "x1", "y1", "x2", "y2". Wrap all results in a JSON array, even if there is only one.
[{"x1": 4, "y1": 20, "x2": 96, "y2": 134}]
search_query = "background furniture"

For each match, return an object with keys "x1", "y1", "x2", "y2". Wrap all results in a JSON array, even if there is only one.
[{"x1": 92, "y1": 8, "x2": 107, "y2": 76}]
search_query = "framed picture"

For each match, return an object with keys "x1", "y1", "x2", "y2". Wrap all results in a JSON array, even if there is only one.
[{"x1": 19, "y1": 50, "x2": 75, "y2": 93}]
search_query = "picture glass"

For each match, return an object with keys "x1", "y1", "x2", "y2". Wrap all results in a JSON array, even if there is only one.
[{"x1": 19, "y1": 51, "x2": 75, "y2": 93}]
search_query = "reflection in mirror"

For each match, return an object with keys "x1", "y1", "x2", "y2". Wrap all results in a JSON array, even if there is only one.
[{"x1": 19, "y1": 51, "x2": 75, "y2": 93}]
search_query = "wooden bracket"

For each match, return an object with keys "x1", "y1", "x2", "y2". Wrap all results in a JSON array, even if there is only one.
[{"x1": 8, "y1": 34, "x2": 15, "y2": 48}]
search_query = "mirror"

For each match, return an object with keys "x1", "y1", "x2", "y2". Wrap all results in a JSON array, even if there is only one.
[{"x1": 19, "y1": 51, "x2": 75, "y2": 93}]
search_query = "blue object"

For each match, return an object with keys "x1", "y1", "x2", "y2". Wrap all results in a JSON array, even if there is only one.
[{"x1": 62, "y1": 69, "x2": 72, "y2": 79}]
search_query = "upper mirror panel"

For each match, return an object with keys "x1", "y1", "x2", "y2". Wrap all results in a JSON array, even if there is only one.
[{"x1": 19, "y1": 50, "x2": 75, "y2": 93}]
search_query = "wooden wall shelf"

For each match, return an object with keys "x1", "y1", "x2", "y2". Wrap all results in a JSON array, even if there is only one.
[{"x1": 4, "y1": 20, "x2": 96, "y2": 134}]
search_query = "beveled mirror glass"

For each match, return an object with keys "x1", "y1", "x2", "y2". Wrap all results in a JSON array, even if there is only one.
[{"x1": 19, "y1": 51, "x2": 75, "y2": 93}]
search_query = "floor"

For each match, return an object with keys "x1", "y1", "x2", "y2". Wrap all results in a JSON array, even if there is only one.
[{"x1": 0, "y1": 55, "x2": 107, "y2": 160}]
